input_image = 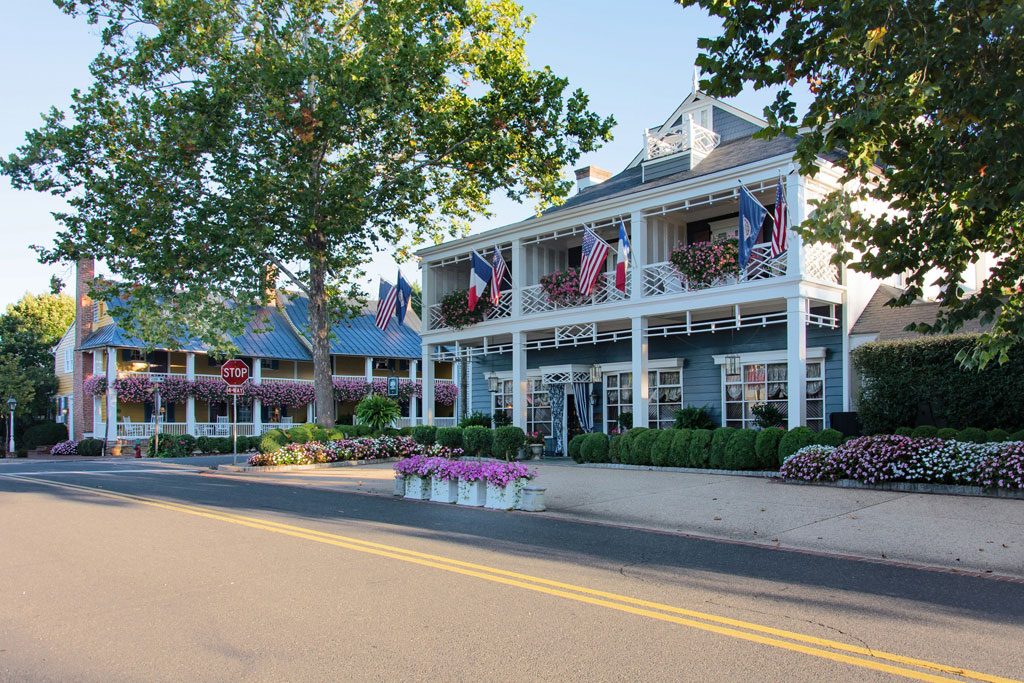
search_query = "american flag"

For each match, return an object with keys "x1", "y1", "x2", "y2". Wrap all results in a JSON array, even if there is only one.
[
  {"x1": 771, "y1": 178, "x2": 788, "y2": 257},
  {"x1": 490, "y1": 246, "x2": 507, "y2": 305},
  {"x1": 375, "y1": 279, "x2": 399, "y2": 331},
  {"x1": 579, "y1": 226, "x2": 610, "y2": 296}
]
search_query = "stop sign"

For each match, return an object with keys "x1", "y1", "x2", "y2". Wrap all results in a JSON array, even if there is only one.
[{"x1": 220, "y1": 359, "x2": 250, "y2": 386}]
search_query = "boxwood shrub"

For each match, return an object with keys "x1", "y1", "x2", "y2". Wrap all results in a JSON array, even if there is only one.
[
  {"x1": 493, "y1": 426, "x2": 525, "y2": 460},
  {"x1": 435, "y1": 427, "x2": 463, "y2": 449},
  {"x1": 754, "y1": 428, "x2": 784, "y2": 469},
  {"x1": 817, "y1": 428, "x2": 844, "y2": 447},
  {"x1": 618, "y1": 428, "x2": 646, "y2": 465},
  {"x1": 77, "y1": 438, "x2": 104, "y2": 457},
  {"x1": 669, "y1": 429, "x2": 692, "y2": 467},
  {"x1": 411, "y1": 425, "x2": 436, "y2": 446},
  {"x1": 957, "y1": 427, "x2": 988, "y2": 443},
  {"x1": 709, "y1": 428, "x2": 736, "y2": 469},
  {"x1": 688, "y1": 429, "x2": 713, "y2": 467},
  {"x1": 631, "y1": 429, "x2": 660, "y2": 466},
  {"x1": 988, "y1": 428, "x2": 1010, "y2": 443},
  {"x1": 778, "y1": 426, "x2": 815, "y2": 464},
  {"x1": 936, "y1": 427, "x2": 959, "y2": 440},
  {"x1": 259, "y1": 429, "x2": 288, "y2": 454},
  {"x1": 462, "y1": 426, "x2": 493, "y2": 457},
  {"x1": 24, "y1": 421, "x2": 68, "y2": 449},
  {"x1": 650, "y1": 429, "x2": 677, "y2": 466},
  {"x1": 608, "y1": 435, "x2": 622, "y2": 462},
  {"x1": 568, "y1": 434, "x2": 587, "y2": 462},
  {"x1": 724, "y1": 429, "x2": 757, "y2": 470},
  {"x1": 580, "y1": 433, "x2": 610, "y2": 463},
  {"x1": 1012, "y1": 430, "x2": 1024, "y2": 442},
  {"x1": 911, "y1": 425, "x2": 938, "y2": 438}
]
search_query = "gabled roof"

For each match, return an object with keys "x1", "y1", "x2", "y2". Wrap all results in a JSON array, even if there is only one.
[
  {"x1": 851, "y1": 284, "x2": 992, "y2": 341},
  {"x1": 279, "y1": 293, "x2": 422, "y2": 359}
]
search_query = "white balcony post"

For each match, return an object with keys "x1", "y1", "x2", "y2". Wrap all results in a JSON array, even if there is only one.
[
  {"x1": 786, "y1": 173, "x2": 806, "y2": 277},
  {"x1": 421, "y1": 345, "x2": 435, "y2": 425},
  {"x1": 92, "y1": 350, "x2": 103, "y2": 434},
  {"x1": 511, "y1": 331, "x2": 528, "y2": 430},
  {"x1": 252, "y1": 357, "x2": 262, "y2": 435},
  {"x1": 185, "y1": 352, "x2": 196, "y2": 436},
  {"x1": 105, "y1": 347, "x2": 118, "y2": 443},
  {"x1": 365, "y1": 356, "x2": 374, "y2": 382},
  {"x1": 630, "y1": 211, "x2": 647, "y2": 301},
  {"x1": 630, "y1": 317, "x2": 649, "y2": 428},
  {"x1": 409, "y1": 360, "x2": 419, "y2": 425},
  {"x1": 787, "y1": 296, "x2": 808, "y2": 429},
  {"x1": 511, "y1": 238, "x2": 524, "y2": 318}
]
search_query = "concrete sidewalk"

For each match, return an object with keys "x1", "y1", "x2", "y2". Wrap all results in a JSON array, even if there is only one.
[{"x1": 210, "y1": 460, "x2": 1024, "y2": 579}]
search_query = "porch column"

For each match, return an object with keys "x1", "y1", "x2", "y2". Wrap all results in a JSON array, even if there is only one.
[
  {"x1": 409, "y1": 360, "x2": 418, "y2": 425},
  {"x1": 92, "y1": 350, "x2": 103, "y2": 435},
  {"x1": 365, "y1": 356, "x2": 374, "y2": 382},
  {"x1": 421, "y1": 344, "x2": 435, "y2": 425},
  {"x1": 511, "y1": 238, "x2": 525, "y2": 318},
  {"x1": 453, "y1": 342, "x2": 462, "y2": 421},
  {"x1": 252, "y1": 358, "x2": 262, "y2": 435},
  {"x1": 630, "y1": 316, "x2": 649, "y2": 428},
  {"x1": 786, "y1": 174, "x2": 806, "y2": 276},
  {"x1": 787, "y1": 296, "x2": 808, "y2": 429},
  {"x1": 185, "y1": 352, "x2": 196, "y2": 436},
  {"x1": 630, "y1": 211, "x2": 647, "y2": 301},
  {"x1": 105, "y1": 347, "x2": 118, "y2": 443},
  {"x1": 511, "y1": 331, "x2": 528, "y2": 430}
]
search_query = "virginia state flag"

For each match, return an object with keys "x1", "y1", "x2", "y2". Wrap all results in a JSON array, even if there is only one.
[
  {"x1": 395, "y1": 269, "x2": 413, "y2": 325},
  {"x1": 738, "y1": 186, "x2": 768, "y2": 269},
  {"x1": 467, "y1": 250, "x2": 493, "y2": 312}
]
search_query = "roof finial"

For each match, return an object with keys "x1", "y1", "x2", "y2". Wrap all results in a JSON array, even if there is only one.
[{"x1": 692, "y1": 63, "x2": 701, "y2": 94}]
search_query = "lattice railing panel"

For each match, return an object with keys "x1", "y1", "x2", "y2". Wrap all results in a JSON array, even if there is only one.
[
  {"x1": 555, "y1": 323, "x2": 597, "y2": 344},
  {"x1": 804, "y1": 243, "x2": 840, "y2": 283},
  {"x1": 522, "y1": 273, "x2": 629, "y2": 316}
]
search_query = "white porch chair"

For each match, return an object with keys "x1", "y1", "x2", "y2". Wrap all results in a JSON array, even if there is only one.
[
  {"x1": 215, "y1": 415, "x2": 230, "y2": 436},
  {"x1": 280, "y1": 416, "x2": 293, "y2": 426}
]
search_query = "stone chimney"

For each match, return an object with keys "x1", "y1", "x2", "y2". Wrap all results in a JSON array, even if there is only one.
[
  {"x1": 574, "y1": 165, "x2": 612, "y2": 193},
  {"x1": 72, "y1": 257, "x2": 96, "y2": 440}
]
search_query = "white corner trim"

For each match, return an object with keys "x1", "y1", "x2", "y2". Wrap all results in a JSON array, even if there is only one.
[{"x1": 712, "y1": 347, "x2": 827, "y2": 365}]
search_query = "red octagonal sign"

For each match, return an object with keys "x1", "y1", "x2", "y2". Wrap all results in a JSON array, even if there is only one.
[{"x1": 220, "y1": 359, "x2": 250, "y2": 386}]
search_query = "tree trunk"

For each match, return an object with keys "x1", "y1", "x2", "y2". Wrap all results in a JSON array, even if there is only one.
[{"x1": 308, "y1": 246, "x2": 336, "y2": 427}]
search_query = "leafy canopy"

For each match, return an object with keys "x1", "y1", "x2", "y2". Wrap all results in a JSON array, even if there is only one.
[
  {"x1": 678, "y1": 0, "x2": 1023, "y2": 366},
  {"x1": 0, "y1": 293, "x2": 74, "y2": 418}
]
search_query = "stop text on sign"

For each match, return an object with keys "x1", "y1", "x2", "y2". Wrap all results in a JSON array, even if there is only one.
[{"x1": 221, "y1": 359, "x2": 250, "y2": 386}]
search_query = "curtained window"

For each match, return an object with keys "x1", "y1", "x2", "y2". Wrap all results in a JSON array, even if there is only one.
[{"x1": 724, "y1": 361, "x2": 824, "y2": 430}]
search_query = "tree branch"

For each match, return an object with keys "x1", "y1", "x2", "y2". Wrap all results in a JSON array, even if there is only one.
[{"x1": 268, "y1": 254, "x2": 311, "y2": 297}]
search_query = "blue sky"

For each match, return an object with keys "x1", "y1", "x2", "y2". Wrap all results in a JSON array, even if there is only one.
[{"x1": 0, "y1": 0, "x2": 807, "y2": 308}]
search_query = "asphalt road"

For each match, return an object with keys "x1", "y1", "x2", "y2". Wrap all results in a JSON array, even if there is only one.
[{"x1": 1, "y1": 459, "x2": 1022, "y2": 682}]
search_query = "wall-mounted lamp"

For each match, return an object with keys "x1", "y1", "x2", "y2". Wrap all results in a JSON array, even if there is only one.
[
  {"x1": 487, "y1": 374, "x2": 500, "y2": 393},
  {"x1": 725, "y1": 354, "x2": 742, "y2": 376}
]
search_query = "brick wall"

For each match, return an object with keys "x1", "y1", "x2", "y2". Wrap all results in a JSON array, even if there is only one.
[{"x1": 72, "y1": 257, "x2": 95, "y2": 440}]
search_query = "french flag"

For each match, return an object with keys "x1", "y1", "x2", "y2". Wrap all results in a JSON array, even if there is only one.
[
  {"x1": 615, "y1": 222, "x2": 631, "y2": 293},
  {"x1": 467, "y1": 250, "x2": 493, "y2": 312}
]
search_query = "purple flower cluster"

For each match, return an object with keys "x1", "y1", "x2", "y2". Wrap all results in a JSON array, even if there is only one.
[
  {"x1": 112, "y1": 375, "x2": 154, "y2": 403},
  {"x1": 434, "y1": 382, "x2": 459, "y2": 407},
  {"x1": 540, "y1": 268, "x2": 605, "y2": 307},
  {"x1": 670, "y1": 237, "x2": 739, "y2": 289},
  {"x1": 191, "y1": 377, "x2": 229, "y2": 402},
  {"x1": 780, "y1": 436, "x2": 1024, "y2": 489},
  {"x1": 84, "y1": 375, "x2": 107, "y2": 396},
  {"x1": 247, "y1": 435, "x2": 419, "y2": 466},
  {"x1": 393, "y1": 457, "x2": 535, "y2": 486},
  {"x1": 51, "y1": 440, "x2": 78, "y2": 456},
  {"x1": 249, "y1": 381, "x2": 316, "y2": 409}
]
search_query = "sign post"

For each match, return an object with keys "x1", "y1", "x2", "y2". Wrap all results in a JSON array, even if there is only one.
[{"x1": 220, "y1": 359, "x2": 250, "y2": 464}]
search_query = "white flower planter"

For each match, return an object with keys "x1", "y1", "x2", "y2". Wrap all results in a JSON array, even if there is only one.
[
  {"x1": 404, "y1": 474, "x2": 430, "y2": 500},
  {"x1": 457, "y1": 479, "x2": 486, "y2": 507},
  {"x1": 484, "y1": 481, "x2": 522, "y2": 510},
  {"x1": 393, "y1": 475, "x2": 405, "y2": 497},
  {"x1": 430, "y1": 477, "x2": 458, "y2": 504}
]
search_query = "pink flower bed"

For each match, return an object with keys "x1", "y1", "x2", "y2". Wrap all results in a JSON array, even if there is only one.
[{"x1": 247, "y1": 435, "x2": 419, "y2": 467}]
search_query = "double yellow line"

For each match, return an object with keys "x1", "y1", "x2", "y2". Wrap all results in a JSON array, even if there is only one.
[{"x1": 5, "y1": 474, "x2": 1018, "y2": 683}]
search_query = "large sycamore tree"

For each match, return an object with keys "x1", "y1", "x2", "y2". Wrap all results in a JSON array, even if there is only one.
[
  {"x1": 678, "y1": 0, "x2": 1023, "y2": 366},
  {"x1": 3, "y1": 0, "x2": 613, "y2": 425}
]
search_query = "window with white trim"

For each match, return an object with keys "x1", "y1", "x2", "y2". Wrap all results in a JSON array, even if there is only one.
[
  {"x1": 724, "y1": 360, "x2": 824, "y2": 430},
  {"x1": 603, "y1": 372, "x2": 632, "y2": 432},
  {"x1": 603, "y1": 368, "x2": 683, "y2": 432},
  {"x1": 64, "y1": 348, "x2": 74, "y2": 373},
  {"x1": 492, "y1": 379, "x2": 552, "y2": 436}
]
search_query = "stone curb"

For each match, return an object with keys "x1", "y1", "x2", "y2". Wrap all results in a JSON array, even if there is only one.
[
  {"x1": 781, "y1": 478, "x2": 1024, "y2": 500},
  {"x1": 572, "y1": 462, "x2": 778, "y2": 478},
  {"x1": 216, "y1": 457, "x2": 399, "y2": 473}
]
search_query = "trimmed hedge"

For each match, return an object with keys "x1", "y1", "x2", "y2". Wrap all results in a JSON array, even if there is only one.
[
  {"x1": 669, "y1": 429, "x2": 692, "y2": 467},
  {"x1": 24, "y1": 421, "x2": 67, "y2": 449},
  {"x1": 618, "y1": 428, "x2": 646, "y2": 465},
  {"x1": 631, "y1": 429, "x2": 659, "y2": 466},
  {"x1": 709, "y1": 428, "x2": 736, "y2": 469},
  {"x1": 688, "y1": 429, "x2": 713, "y2": 467},
  {"x1": 77, "y1": 438, "x2": 103, "y2": 457},
  {"x1": 259, "y1": 429, "x2": 288, "y2": 454},
  {"x1": 463, "y1": 426, "x2": 493, "y2": 457},
  {"x1": 580, "y1": 433, "x2": 610, "y2": 463},
  {"x1": 854, "y1": 335, "x2": 1024, "y2": 433},
  {"x1": 411, "y1": 425, "x2": 436, "y2": 446},
  {"x1": 650, "y1": 429, "x2": 677, "y2": 466},
  {"x1": 608, "y1": 435, "x2": 623, "y2": 462},
  {"x1": 755, "y1": 428, "x2": 784, "y2": 469},
  {"x1": 778, "y1": 426, "x2": 816, "y2": 464},
  {"x1": 724, "y1": 429, "x2": 757, "y2": 470},
  {"x1": 435, "y1": 427, "x2": 463, "y2": 449},
  {"x1": 493, "y1": 426, "x2": 525, "y2": 460},
  {"x1": 568, "y1": 434, "x2": 587, "y2": 462},
  {"x1": 957, "y1": 427, "x2": 988, "y2": 444}
]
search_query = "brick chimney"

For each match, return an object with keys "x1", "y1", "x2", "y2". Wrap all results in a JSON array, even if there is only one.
[
  {"x1": 72, "y1": 257, "x2": 95, "y2": 440},
  {"x1": 574, "y1": 165, "x2": 612, "y2": 193}
]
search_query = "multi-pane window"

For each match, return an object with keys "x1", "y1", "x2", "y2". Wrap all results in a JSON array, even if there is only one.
[
  {"x1": 492, "y1": 379, "x2": 552, "y2": 436},
  {"x1": 724, "y1": 361, "x2": 824, "y2": 430},
  {"x1": 64, "y1": 348, "x2": 74, "y2": 373},
  {"x1": 603, "y1": 369, "x2": 683, "y2": 432}
]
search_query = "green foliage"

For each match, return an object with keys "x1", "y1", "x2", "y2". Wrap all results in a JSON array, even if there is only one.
[
  {"x1": 3, "y1": 2, "x2": 614, "y2": 427},
  {"x1": 669, "y1": 429, "x2": 692, "y2": 467},
  {"x1": 617, "y1": 428, "x2": 645, "y2": 465},
  {"x1": 631, "y1": 429, "x2": 660, "y2": 466},
  {"x1": 287, "y1": 425, "x2": 313, "y2": 444},
  {"x1": 411, "y1": 425, "x2": 436, "y2": 446},
  {"x1": 176, "y1": 434, "x2": 197, "y2": 455},
  {"x1": 435, "y1": 427, "x2": 463, "y2": 449},
  {"x1": 568, "y1": 433, "x2": 587, "y2": 462},
  {"x1": 77, "y1": 438, "x2": 103, "y2": 457},
  {"x1": 23, "y1": 421, "x2": 67, "y2": 449},
  {"x1": 988, "y1": 428, "x2": 1010, "y2": 443},
  {"x1": 459, "y1": 412, "x2": 492, "y2": 428},
  {"x1": 355, "y1": 396, "x2": 400, "y2": 433},
  {"x1": 817, "y1": 429, "x2": 844, "y2": 447},
  {"x1": 650, "y1": 429, "x2": 677, "y2": 467},
  {"x1": 778, "y1": 427, "x2": 815, "y2": 464},
  {"x1": 957, "y1": 427, "x2": 989, "y2": 443},
  {"x1": 0, "y1": 355, "x2": 36, "y2": 429},
  {"x1": 580, "y1": 433, "x2": 610, "y2": 463},
  {"x1": 462, "y1": 426, "x2": 493, "y2": 457},
  {"x1": 911, "y1": 425, "x2": 938, "y2": 438},
  {"x1": 1010, "y1": 430, "x2": 1024, "y2": 442},
  {"x1": 308, "y1": 425, "x2": 329, "y2": 443},
  {"x1": 492, "y1": 426, "x2": 525, "y2": 461},
  {"x1": 750, "y1": 403, "x2": 785, "y2": 430},
  {"x1": 617, "y1": 412, "x2": 633, "y2": 431},
  {"x1": 724, "y1": 429, "x2": 758, "y2": 470},
  {"x1": 937, "y1": 428, "x2": 959, "y2": 440},
  {"x1": 895, "y1": 427, "x2": 914, "y2": 437},
  {"x1": 754, "y1": 428, "x2": 784, "y2": 470},
  {"x1": 688, "y1": 429, "x2": 713, "y2": 468},
  {"x1": 709, "y1": 428, "x2": 736, "y2": 469},
  {"x1": 853, "y1": 337, "x2": 1024, "y2": 434},
  {"x1": 259, "y1": 429, "x2": 288, "y2": 454},
  {"x1": 608, "y1": 435, "x2": 622, "y2": 463},
  {"x1": 673, "y1": 405, "x2": 716, "y2": 430},
  {"x1": 684, "y1": 0, "x2": 1024, "y2": 365},
  {"x1": 491, "y1": 412, "x2": 513, "y2": 427},
  {"x1": 327, "y1": 428, "x2": 348, "y2": 441},
  {"x1": 0, "y1": 293, "x2": 74, "y2": 419}
]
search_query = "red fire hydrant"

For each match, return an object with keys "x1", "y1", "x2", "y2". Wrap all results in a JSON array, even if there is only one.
[{"x1": 134, "y1": 443, "x2": 142, "y2": 459}]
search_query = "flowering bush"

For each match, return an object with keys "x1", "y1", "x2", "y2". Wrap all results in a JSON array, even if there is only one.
[
  {"x1": 160, "y1": 376, "x2": 192, "y2": 404},
  {"x1": 669, "y1": 238, "x2": 739, "y2": 289},
  {"x1": 780, "y1": 436, "x2": 1024, "y2": 489},
  {"x1": 51, "y1": 440, "x2": 78, "y2": 456},
  {"x1": 540, "y1": 267, "x2": 604, "y2": 307},
  {"x1": 436, "y1": 289, "x2": 493, "y2": 330},
  {"x1": 84, "y1": 375, "x2": 107, "y2": 396}
]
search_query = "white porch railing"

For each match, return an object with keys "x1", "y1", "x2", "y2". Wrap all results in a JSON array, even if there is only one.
[
  {"x1": 804, "y1": 242, "x2": 840, "y2": 283},
  {"x1": 427, "y1": 289, "x2": 513, "y2": 331},
  {"x1": 642, "y1": 242, "x2": 787, "y2": 297},
  {"x1": 117, "y1": 422, "x2": 188, "y2": 438},
  {"x1": 521, "y1": 272, "x2": 630, "y2": 316},
  {"x1": 644, "y1": 118, "x2": 720, "y2": 161}
]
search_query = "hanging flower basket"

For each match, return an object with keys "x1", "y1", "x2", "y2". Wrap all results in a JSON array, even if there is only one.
[
  {"x1": 436, "y1": 289, "x2": 492, "y2": 330},
  {"x1": 669, "y1": 237, "x2": 739, "y2": 289},
  {"x1": 112, "y1": 375, "x2": 153, "y2": 403},
  {"x1": 84, "y1": 375, "x2": 107, "y2": 396},
  {"x1": 540, "y1": 267, "x2": 604, "y2": 307},
  {"x1": 248, "y1": 381, "x2": 314, "y2": 408},
  {"x1": 434, "y1": 383, "x2": 459, "y2": 406}
]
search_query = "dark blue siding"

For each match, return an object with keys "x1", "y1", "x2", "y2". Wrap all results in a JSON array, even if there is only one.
[{"x1": 712, "y1": 107, "x2": 763, "y2": 142}]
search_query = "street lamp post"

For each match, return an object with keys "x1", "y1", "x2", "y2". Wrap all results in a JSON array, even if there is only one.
[
  {"x1": 7, "y1": 396, "x2": 17, "y2": 455},
  {"x1": 145, "y1": 377, "x2": 163, "y2": 456}
]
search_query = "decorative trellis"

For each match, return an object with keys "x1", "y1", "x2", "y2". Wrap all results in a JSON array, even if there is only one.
[
  {"x1": 804, "y1": 242, "x2": 840, "y2": 283},
  {"x1": 521, "y1": 275, "x2": 630, "y2": 316},
  {"x1": 555, "y1": 323, "x2": 596, "y2": 345}
]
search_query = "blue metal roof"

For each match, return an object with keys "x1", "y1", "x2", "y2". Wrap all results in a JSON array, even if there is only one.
[{"x1": 281, "y1": 293, "x2": 422, "y2": 359}]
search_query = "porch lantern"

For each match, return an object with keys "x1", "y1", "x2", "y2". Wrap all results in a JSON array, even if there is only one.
[
  {"x1": 725, "y1": 354, "x2": 742, "y2": 376},
  {"x1": 487, "y1": 374, "x2": 500, "y2": 393},
  {"x1": 588, "y1": 365, "x2": 602, "y2": 383},
  {"x1": 6, "y1": 396, "x2": 16, "y2": 455}
]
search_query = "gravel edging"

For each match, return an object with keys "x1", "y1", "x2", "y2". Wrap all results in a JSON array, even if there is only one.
[
  {"x1": 216, "y1": 457, "x2": 398, "y2": 473},
  {"x1": 571, "y1": 462, "x2": 779, "y2": 478},
  {"x1": 781, "y1": 478, "x2": 1024, "y2": 500}
]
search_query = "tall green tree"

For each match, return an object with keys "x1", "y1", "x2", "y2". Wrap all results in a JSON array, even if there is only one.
[
  {"x1": 3, "y1": 0, "x2": 613, "y2": 425},
  {"x1": 677, "y1": 0, "x2": 1023, "y2": 366},
  {"x1": 0, "y1": 293, "x2": 74, "y2": 419}
]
